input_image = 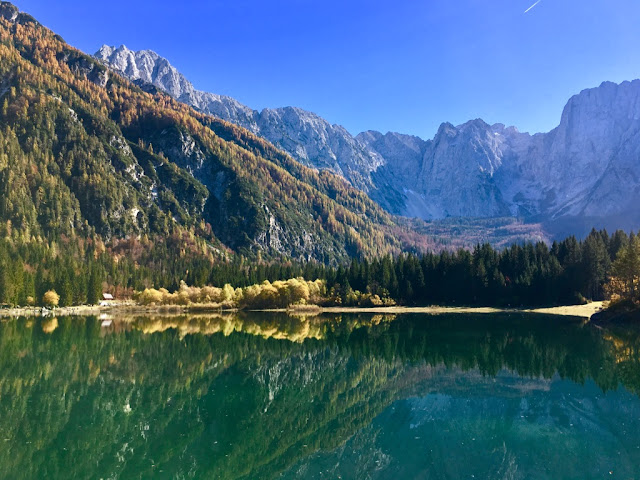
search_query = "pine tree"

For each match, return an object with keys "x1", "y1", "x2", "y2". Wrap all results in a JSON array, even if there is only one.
[
  {"x1": 87, "y1": 265, "x2": 102, "y2": 305},
  {"x1": 582, "y1": 230, "x2": 611, "y2": 300},
  {"x1": 56, "y1": 269, "x2": 73, "y2": 307}
]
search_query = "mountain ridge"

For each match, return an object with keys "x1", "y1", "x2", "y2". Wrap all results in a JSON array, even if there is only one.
[
  {"x1": 361, "y1": 79, "x2": 640, "y2": 235},
  {"x1": 96, "y1": 44, "x2": 640, "y2": 236},
  {"x1": 95, "y1": 44, "x2": 384, "y2": 192}
]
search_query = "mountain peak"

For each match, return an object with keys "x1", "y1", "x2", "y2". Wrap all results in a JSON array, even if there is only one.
[
  {"x1": 556, "y1": 78, "x2": 640, "y2": 145},
  {"x1": 96, "y1": 44, "x2": 191, "y2": 98},
  {"x1": 457, "y1": 118, "x2": 490, "y2": 130},
  {"x1": 0, "y1": 2, "x2": 19, "y2": 22},
  {"x1": 96, "y1": 44, "x2": 115, "y2": 56},
  {"x1": 0, "y1": 1, "x2": 38, "y2": 25}
]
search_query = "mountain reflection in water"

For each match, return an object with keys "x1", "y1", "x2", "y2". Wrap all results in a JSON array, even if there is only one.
[{"x1": 0, "y1": 312, "x2": 638, "y2": 479}]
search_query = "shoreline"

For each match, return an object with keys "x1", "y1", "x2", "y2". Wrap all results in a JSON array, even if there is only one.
[
  {"x1": 0, "y1": 301, "x2": 605, "y2": 319},
  {"x1": 286, "y1": 301, "x2": 604, "y2": 318}
]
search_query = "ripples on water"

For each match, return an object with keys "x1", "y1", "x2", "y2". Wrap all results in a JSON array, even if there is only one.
[{"x1": 0, "y1": 312, "x2": 639, "y2": 479}]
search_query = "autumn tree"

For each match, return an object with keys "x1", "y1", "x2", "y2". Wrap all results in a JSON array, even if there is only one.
[{"x1": 42, "y1": 289, "x2": 59, "y2": 307}]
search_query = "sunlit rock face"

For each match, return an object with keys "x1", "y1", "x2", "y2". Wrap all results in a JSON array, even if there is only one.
[
  {"x1": 96, "y1": 44, "x2": 640, "y2": 233},
  {"x1": 361, "y1": 80, "x2": 640, "y2": 233}
]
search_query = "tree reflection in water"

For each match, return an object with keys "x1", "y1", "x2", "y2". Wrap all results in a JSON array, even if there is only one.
[{"x1": 0, "y1": 312, "x2": 636, "y2": 479}]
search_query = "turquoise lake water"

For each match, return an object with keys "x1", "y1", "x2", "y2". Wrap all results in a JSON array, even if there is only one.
[{"x1": 0, "y1": 312, "x2": 638, "y2": 479}]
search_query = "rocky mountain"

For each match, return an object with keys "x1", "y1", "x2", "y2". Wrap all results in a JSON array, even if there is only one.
[
  {"x1": 0, "y1": 2, "x2": 424, "y2": 263},
  {"x1": 96, "y1": 45, "x2": 640, "y2": 237},
  {"x1": 95, "y1": 45, "x2": 383, "y2": 191},
  {"x1": 361, "y1": 80, "x2": 640, "y2": 235}
]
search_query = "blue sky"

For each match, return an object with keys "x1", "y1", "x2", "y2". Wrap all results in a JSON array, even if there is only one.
[{"x1": 13, "y1": 0, "x2": 640, "y2": 138}]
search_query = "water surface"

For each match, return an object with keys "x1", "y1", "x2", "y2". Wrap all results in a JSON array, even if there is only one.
[{"x1": 0, "y1": 312, "x2": 638, "y2": 479}]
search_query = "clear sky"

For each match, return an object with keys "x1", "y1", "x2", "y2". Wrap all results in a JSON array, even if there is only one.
[{"x1": 12, "y1": 0, "x2": 640, "y2": 138}]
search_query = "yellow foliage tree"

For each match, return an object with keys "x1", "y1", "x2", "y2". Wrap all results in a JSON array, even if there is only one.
[{"x1": 42, "y1": 290, "x2": 59, "y2": 307}]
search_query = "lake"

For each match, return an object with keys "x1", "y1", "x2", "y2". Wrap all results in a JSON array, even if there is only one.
[{"x1": 0, "y1": 312, "x2": 639, "y2": 479}]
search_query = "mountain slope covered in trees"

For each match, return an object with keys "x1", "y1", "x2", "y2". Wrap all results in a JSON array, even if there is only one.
[{"x1": 0, "y1": 2, "x2": 425, "y2": 265}]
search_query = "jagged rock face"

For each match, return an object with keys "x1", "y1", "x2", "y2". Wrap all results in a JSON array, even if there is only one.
[
  {"x1": 95, "y1": 45, "x2": 382, "y2": 189},
  {"x1": 96, "y1": 44, "x2": 640, "y2": 232},
  {"x1": 356, "y1": 131, "x2": 428, "y2": 213},
  {"x1": 361, "y1": 121, "x2": 517, "y2": 218},
  {"x1": 0, "y1": 2, "x2": 19, "y2": 22},
  {"x1": 539, "y1": 80, "x2": 640, "y2": 218},
  {"x1": 0, "y1": 1, "x2": 38, "y2": 24},
  {"x1": 416, "y1": 121, "x2": 511, "y2": 218},
  {"x1": 96, "y1": 45, "x2": 191, "y2": 99},
  {"x1": 361, "y1": 81, "x2": 640, "y2": 230},
  {"x1": 95, "y1": 45, "x2": 259, "y2": 132},
  {"x1": 488, "y1": 80, "x2": 640, "y2": 225},
  {"x1": 256, "y1": 106, "x2": 384, "y2": 190}
]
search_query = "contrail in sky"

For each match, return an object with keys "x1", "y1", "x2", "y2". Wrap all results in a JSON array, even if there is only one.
[{"x1": 524, "y1": 0, "x2": 542, "y2": 13}]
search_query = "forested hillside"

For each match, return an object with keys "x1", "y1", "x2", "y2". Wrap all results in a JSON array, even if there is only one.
[{"x1": 0, "y1": 2, "x2": 422, "y2": 268}]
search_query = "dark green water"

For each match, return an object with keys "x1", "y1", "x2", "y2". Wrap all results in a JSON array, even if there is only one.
[{"x1": 0, "y1": 312, "x2": 639, "y2": 479}]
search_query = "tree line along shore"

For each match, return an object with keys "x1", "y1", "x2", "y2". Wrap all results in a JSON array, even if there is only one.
[{"x1": 0, "y1": 228, "x2": 638, "y2": 316}]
